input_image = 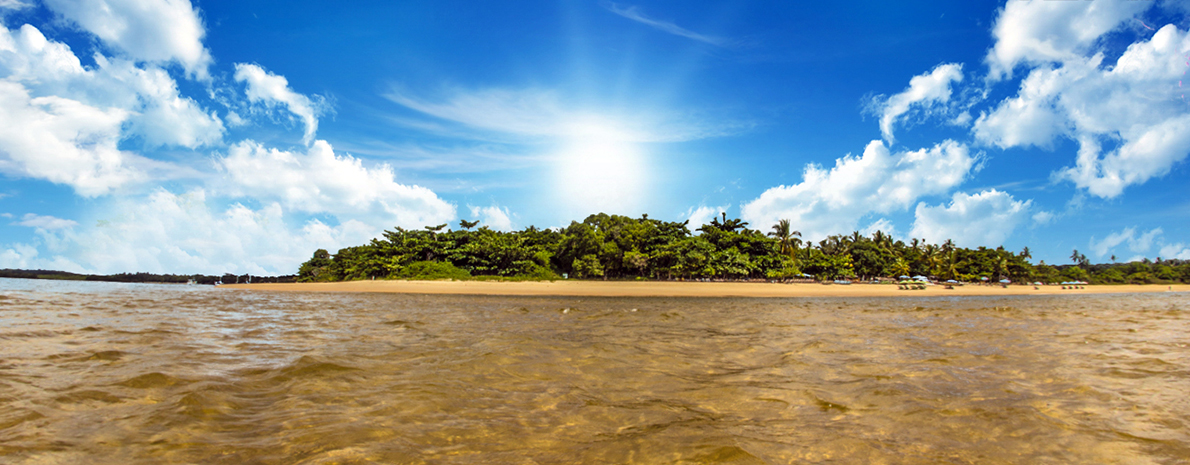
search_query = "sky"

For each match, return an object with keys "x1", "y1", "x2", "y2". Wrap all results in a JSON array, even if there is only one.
[{"x1": 1, "y1": 0, "x2": 1189, "y2": 275}]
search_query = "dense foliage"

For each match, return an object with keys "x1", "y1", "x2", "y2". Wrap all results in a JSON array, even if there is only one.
[{"x1": 297, "y1": 212, "x2": 1190, "y2": 285}]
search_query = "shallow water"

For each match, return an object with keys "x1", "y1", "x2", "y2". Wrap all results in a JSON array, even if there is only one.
[{"x1": 1, "y1": 278, "x2": 1187, "y2": 464}]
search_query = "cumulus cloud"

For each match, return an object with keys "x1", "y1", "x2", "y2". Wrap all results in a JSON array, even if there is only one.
[
  {"x1": 43, "y1": 0, "x2": 213, "y2": 79},
  {"x1": 985, "y1": 0, "x2": 1150, "y2": 80},
  {"x1": 740, "y1": 140, "x2": 977, "y2": 241},
  {"x1": 1159, "y1": 243, "x2": 1190, "y2": 260},
  {"x1": 603, "y1": 3, "x2": 728, "y2": 46},
  {"x1": 386, "y1": 86, "x2": 750, "y2": 143},
  {"x1": 909, "y1": 190, "x2": 1032, "y2": 247},
  {"x1": 219, "y1": 139, "x2": 455, "y2": 228},
  {"x1": 234, "y1": 63, "x2": 323, "y2": 144},
  {"x1": 0, "y1": 23, "x2": 223, "y2": 147},
  {"x1": 0, "y1": 242, "x2": 39, "y2": 269},
  {"x1": 468, "y1": 205, "x2": 514, "y2": 231},
  {"x1": 976, "y1": 17, "x2": 1190, "y2": 198},
  {"x1": 16, "y1": 213, "x2": 78, "y2": 230},
  {"x1": 872, "y1": 63, "x2": 964, "y2": 143},
  {"x1": 13, "y1": 189, "x2": 385, "y2": 275},
  {"x1": 0, "y1": 81, "x2": 146, "y2": 196},
  {"x1": 95, "y1": 56, "x2": 225, "y2": 148},
  {"x1": 684, "y1": 204, "x2": 729, "y2": 230}
]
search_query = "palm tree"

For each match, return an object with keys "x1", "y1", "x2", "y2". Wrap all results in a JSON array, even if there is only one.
[
  {"x1": 995, "y1": 255, "x2": 1009, "y2": 280},
  {"x1": 871, "y1": 230, "x2": 893, "y2": 253},
  {"x1": 945, "y1": 250, "x2": 961, "y2": 280},
  {"x1": 923, "y1": 244, "x2": 941, "y2": 276},
  {"x1": 891, "y1": 257, "x2": 910, "y2": 278},
  {"x1": 768, "y1": 219, "x2": 802, "y2": 258},
  {"x1": 1020, "y1": 246, "x2": 1031, "y2": 260},
  {"x1": 847, "y1": 231, "x2": 864, "y2": 249},
  {"x1": 710, "y1": 212, "x2": 748, "y2": 232}
]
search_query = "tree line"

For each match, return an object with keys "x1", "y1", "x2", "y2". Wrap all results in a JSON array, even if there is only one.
[
  {"x1": 0, "y1": 269, "x2": 296, "y2": 285},
  {"x1": 298, "y1": 213, "x2": 1190, "y2": 284}
]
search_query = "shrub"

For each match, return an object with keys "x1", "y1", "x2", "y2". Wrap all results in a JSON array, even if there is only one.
[
  {"x1": 513, "y1": 263, "x2": 561, "y2": 281},
  {"x1": 393, "y1": 261, "x2": 471, "y2": 280}
]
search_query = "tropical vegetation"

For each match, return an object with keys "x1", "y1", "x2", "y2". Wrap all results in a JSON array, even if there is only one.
[{"x1": 297, "y1": 213, "x2": 1190, "y2": 285}]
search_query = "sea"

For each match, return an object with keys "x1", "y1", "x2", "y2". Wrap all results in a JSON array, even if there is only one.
[{"x1": 1, "y1": 278, "x2": 1187, "y2": 464}]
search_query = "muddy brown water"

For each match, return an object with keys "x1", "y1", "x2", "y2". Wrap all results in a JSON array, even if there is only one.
[{"x1": 1, "y1": 278, "x2": 1187, "y2": 464}]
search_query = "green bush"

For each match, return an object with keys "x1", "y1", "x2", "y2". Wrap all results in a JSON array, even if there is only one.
[
  {"x1": 514, "y1": 263, "x2": 561, "y2": 281},
  {"x1": 393, "y1": 261, "x2": 471, "y2": 280}
]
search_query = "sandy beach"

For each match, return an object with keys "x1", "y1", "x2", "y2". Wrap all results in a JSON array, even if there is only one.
[{"x1": 220, "y1": 280, "x2": 1190, "y2": 297}]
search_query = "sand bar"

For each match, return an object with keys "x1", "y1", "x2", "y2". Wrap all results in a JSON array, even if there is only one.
[{"x1": 220, "y1": 280, "x2": 1190, "y2": 298}]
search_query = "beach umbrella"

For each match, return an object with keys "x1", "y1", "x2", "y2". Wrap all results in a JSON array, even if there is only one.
[
  {"x1": 981, "y1": 277, "x2": 988, "y2": 281},
  {"x1": 912, "y1": 275, "x2": 928, "y2": 281},
  {"x1": 946, "y1": 279, "x2": 958, "y2": 283},
  {"x1": 899, "y1": 275, "x2": 909, "y2": 279},
  {"x1": 1000, "y1": 279, "x2": 1011, "y2": 284}
]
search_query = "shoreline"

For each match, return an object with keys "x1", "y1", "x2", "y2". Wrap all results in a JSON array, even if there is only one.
[{"x1": 218, "y1": 280, "x2": 1190, "y2": 298}]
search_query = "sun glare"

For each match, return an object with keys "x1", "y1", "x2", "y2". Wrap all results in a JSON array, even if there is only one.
[{"x1": 553, "y1": 134, "x2": 647, "y2": 217}]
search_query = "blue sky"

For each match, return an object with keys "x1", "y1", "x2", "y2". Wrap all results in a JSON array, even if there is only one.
[{"x1": 1, "y1": 0, "x2": 1188, "y2": 275}]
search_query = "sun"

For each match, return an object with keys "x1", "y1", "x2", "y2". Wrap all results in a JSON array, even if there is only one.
[{"x1": 552, "y1": 133, "x2": 648, "y2": 217}]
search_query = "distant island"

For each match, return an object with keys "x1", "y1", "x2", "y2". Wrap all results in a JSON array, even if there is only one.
[
  {"x1": 296, "y1": 213, "x2": 1190, "y2": 285},
  {"x1": 0, "y1": 269, "x2": 295, "y2": 285}
]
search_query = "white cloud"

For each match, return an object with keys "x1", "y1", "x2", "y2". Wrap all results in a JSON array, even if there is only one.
[
  {"x1": 741, "y1": 140, "x2": 977, "y2": 241},
  {"x1": 1133, "y1": 227, "x2": 1164, "y2": 253},
  {"x1": 603, "y1": 3, "x2": 727, "y2": 46},
  {"x1": 20, "y1": 189, "x2": 383, "y2": 275},
  {"x1": 1032, "y1": 210, "x2": 1055, "y2": 226},
  {"x1": 873, "y1": 63, "x2": 964, "y2": 143},
  {"x1": 234, "y1": 63, "x2": 322, "y2": 144},
  {"x1": 468, "y1": 205, "x2": 514, "y2": 231},
  {"x1": 386, "y1": 86, "x2": 749, "y2": 143},
  {"x1": 0, "y1": 0, "x2": 32, "y2": 10},
  {"x1": 0, "y1": 81, "x2": 147, "y2": 196},
  {"x1": 1088, "y1": 227, "x2": 1167, "y2": 259},
  {"x1": 42, "y1": 0, "x2": 213, "y2": 79},
  {"x1": 219, "y1": 139, "x2": 455, "y2": 228},
  {"x1": 95, "y1": 56, "x2": 224, "y2": 148},
  {"x1": 909, "y1": 190, "x2": 1031, "y2": 247},
  {"x1": 972, "y1": 67, "x2": 1066, "y2": 149},
  {"x1": 684, "y1": 204, "x2": 729, "y2": 230},
  {"x1": 1089, "y1": 227, "x2": 1136, "y2": 258},
  {"x1": 0, "y1": 23, "x2": 223, "y2": 149},
  {"x1": 0, "y1": 23, "x2": 88, "y2": 85},
  {"x1": 0, "y1": 242, "x2": 34, "y2": 267},
  {"x1": 1159, "y1": 243, "x2": 1190, "y2": 260},
  {"x1": 860, "y1": 218, "x2": 896, "y2": 239},
  {"x1": 985, "y1": 0, "x2": 1150, "y2": 80},
  {"x1": 16, "y1": 213, "x2": 78, "y2": 230},
  {"x1": 976, "y1": 24, "x2": 1190, "y2": 198}
]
